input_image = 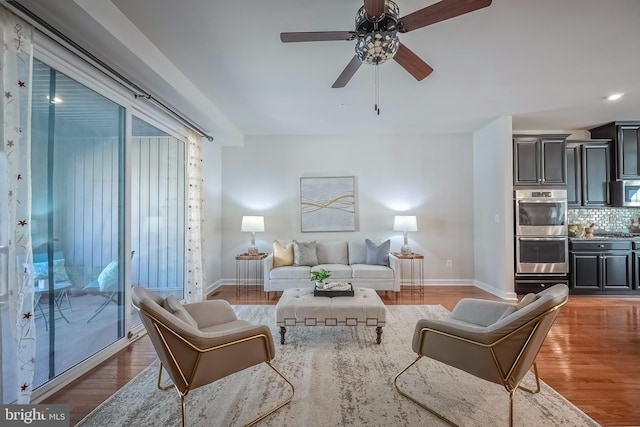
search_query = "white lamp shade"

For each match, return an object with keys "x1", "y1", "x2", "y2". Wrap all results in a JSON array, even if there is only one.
[
  {"x1": 393, "y1": 215, "x2": 418, "y2": 232},
  {"x1": 241, "y1": 216, "x2": 264, "y2": 232}
]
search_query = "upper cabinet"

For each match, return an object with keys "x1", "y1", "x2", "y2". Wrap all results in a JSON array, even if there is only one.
[
  {"x1": 513, "y1": 134, "x2": 569, "y2": 187},
  {"x1": 590, "y1": 122, "x2": 640, "y2": 179},
  {"x1": 566, "y1": 140, "x2": 612, "y2": 207}
]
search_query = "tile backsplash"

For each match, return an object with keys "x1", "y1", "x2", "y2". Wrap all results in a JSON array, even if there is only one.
[{"x1": 568, "y1": 207, "x2": 640, "y2": 233}]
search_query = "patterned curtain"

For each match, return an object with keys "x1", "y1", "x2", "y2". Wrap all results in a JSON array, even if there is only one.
[
  {"x1": 185, "y1": 130, "x2": 205, "y2": 302},
  {"x1": 0, "y1": 7, "x2": 35, "y2": 403}
]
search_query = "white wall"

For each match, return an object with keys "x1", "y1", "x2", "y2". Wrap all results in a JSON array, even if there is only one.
[
  {"x1": 473, "y1": 116, "x2": 516, "y2": 299},
  {"x1": 219, "y1": 133, "x2": 475, "y2": 284},
  {"x1": 202, "y1": 141, "x2": 223, "y2": 289}
]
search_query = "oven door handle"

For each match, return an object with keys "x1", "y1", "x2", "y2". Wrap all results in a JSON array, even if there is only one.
[{"x1": 517, "y1": 237, "x2": 568, "y2": 241}]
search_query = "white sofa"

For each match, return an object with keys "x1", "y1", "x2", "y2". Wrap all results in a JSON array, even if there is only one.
[{"x1": 263, "y1": 240, "x2": 400, "y2": 292}]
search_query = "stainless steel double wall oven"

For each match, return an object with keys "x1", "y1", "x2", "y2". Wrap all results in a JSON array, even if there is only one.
[{"x1": 514, "y1": 189, "x2": 568, "y2": 275}]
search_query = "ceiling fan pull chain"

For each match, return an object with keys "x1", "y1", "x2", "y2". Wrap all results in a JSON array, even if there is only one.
[{"x1": 375, "y1": 64, "x2": 381, "y2": 115}]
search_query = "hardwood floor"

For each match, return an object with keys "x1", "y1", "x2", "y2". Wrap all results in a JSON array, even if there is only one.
[{"x1": 42, "y1": 285, "x2": 640, "y2": 426}]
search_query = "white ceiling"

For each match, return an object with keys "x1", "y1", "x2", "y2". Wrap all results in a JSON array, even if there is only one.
[{"x1": 14, "y1": 0, "x2": 640, "y2": 145}]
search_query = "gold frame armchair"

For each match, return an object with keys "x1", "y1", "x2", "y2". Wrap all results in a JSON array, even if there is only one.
[
  {"x1": 132, "y1": 286, "x2": 294, "y2": 426},
  {"x1": 394, "y1": 283, "x2": 569, "y2": 426}
]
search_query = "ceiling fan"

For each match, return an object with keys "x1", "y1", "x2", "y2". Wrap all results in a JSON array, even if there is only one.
[{"x1": 281, "y1": 0, "x2": 492, "y2": 89}]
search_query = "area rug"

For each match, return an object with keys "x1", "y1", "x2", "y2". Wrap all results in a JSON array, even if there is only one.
[{"x1": 77, "y1": 305, "x2": 599, "y2": 427}]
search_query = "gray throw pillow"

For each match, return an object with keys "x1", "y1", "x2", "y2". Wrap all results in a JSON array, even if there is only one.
[
  {"x1": 293, "y1": 240, "x2": 318, "y2": 266},
  {"x1": 365, "y1": 239, "x2": 391, "y2": 266}
]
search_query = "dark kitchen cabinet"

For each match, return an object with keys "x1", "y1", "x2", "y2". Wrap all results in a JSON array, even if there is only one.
[
  {"x1": 632, "y1": 241, "x2": 640, "y2": 290},
  {"x1": 590, "y1": 121, "x2": 640, "y2": 179},
  {"x1": 515, "y1": 278, "x2": 569, "y2": 295},
  {"x1": 566, "y1": 140, "x2": 612, "y2": 207},
  {"x1": 513, "y1": 134, "x2": 569, "y2": 187},
  {"x1": 570, "y1": 240, "x2": 633, "y2": 292}
]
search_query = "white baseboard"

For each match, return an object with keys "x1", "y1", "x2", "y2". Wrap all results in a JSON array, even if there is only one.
[
  {"x1": 205, "y1": 279, "x2": 225, "y2": 296},
  {"x1": 395, "y1": 279, "x2": 517, "y2": 300},
  {"x1": 473, "y1": 280, "x2": 518, "y2": 301},
  {"x1": 421, "y1": 279, "x2": 476, "y2": 286}
]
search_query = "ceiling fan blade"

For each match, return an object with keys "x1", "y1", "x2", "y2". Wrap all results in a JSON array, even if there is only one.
[
  {"x1": 393, "y1": 43, "x2": 434, "y2": 81},
  {"x1": 398, "y1": 0, "x2": 492, "y2": 33},
  {"x1": 332, "y1": 56, "x2": 362, "y2": 88},
  {"x1": 280, "y1": 31, "x2": 357, "y2": 43},
  {"x1": 364, "y1": 0, "x2": 386, "y2": 18}
]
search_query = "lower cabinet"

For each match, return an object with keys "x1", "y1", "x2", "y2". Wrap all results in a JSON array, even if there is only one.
[
  {"x1": 633, "y1": 242, "x2": 640, "y2": 289},
  {"x1": 515, "y1": 278, "x2": 569, "y2": 295},
  {"x1": 569, "y1": 240, "x2": 633, "y2": 293}
]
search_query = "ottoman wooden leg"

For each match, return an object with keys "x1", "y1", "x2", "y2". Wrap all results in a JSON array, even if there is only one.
[
  {"x1": 376, "y1": 326, "x2": 383, "y2": 344},
  {"x1": 280, "y1": 326, "x2": 286, "y2": 344}
]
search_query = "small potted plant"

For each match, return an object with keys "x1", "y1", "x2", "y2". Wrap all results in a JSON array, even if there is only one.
[{"x1": 310, "y1": 268, "x2": 331, "y2": 287}]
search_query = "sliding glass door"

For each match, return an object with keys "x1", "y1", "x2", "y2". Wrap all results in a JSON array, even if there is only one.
[
  {"x1": 130, "y1": 116, "x2": 186, "y2": 327},
  {"x1": 30, "y1": 59, "x2": 125, "y2": 388},
  {"x1": 22, "y1": 56, "x2": 189, "y2": 394}
]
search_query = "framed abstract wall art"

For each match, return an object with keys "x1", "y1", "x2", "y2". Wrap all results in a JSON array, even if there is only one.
[{"x1": 300, "y1": 176, "x2": 356, "y2": 232}]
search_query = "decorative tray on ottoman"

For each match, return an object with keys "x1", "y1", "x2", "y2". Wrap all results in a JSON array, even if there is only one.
[{"x1": 314, "y1": 282, "x2": 354, "y2": 297}]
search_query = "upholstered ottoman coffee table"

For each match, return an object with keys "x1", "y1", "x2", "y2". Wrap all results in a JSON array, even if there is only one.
[{"x1": 275, "y1": 287, "x2": 386, "y2": 344}]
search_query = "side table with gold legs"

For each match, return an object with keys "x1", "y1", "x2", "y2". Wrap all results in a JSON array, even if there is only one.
[
  {"x1": 235, "y1": 253, "x2": 267, "y2": 298},
  {"x1": 392, "y1": 252, "x2": 424, "y2": 297}
]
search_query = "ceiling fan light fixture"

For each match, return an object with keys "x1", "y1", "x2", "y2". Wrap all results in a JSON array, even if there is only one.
[
  {"x1": 356, "y1": 31, "x2": 400, "y2": 64},
  {"x1": 281, "y1": 0, "x2": 493, "y2": 88},
  {"x1": 354, "y1": 0, "x2": 400, "y2": 65}
]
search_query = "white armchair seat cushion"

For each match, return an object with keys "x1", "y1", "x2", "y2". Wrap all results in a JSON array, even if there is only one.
[
  {"x1": 270, "y1": 265, "x2": 311, "y2": 280},
  {"x1": 312, "y1": 264, "x2": 352, "y2": 280},
  {"x1": 351, "y1": 264, "x2": 394, "y2": 279}
]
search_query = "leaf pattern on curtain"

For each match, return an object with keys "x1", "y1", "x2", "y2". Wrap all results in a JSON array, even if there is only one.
[
  {"x1": 1, "y1": 6, "x2": 35, "y2": 403},
  {"x1": 185, "y1": 130, "x2": 205, "y2": 302}
]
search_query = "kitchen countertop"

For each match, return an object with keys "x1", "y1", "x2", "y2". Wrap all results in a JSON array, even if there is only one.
[{"x1": 569, "y1": 233, "x2": 640, "y2": 241}]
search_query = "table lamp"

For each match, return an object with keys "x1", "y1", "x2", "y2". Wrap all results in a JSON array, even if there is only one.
[
  {"x1": 393, "y1": 215, "x2": 417, "y2": 255},
  {"x1": 241, "y1": 216, "x2": 264, "y2": 255}
]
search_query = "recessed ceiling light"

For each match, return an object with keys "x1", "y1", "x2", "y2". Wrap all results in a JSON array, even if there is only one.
[{"x1": 606, "y1": 93, "x2": 624, "y2": 101}]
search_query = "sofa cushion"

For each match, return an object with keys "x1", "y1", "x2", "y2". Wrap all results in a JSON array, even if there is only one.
[
  {"x1": 270, "y1": 265, "x2": 312, "y2": 280},
  {"x1": 161, "y1": 295, "x2": 198, "y2": 328},
  {"x1": 351, "y1": 264, "x2": 394, "y2": 279},
  {"x1": 365, "y1": 239, "x2": 390, "y2": 266},
  {"x1": 293, "y1": 240, "x2": 318, "y2": 266},
  {"x1": 273, "y1": 240, "x2": 294, "y2": 267},
  {"x1": 313, "y1": 264, "x2": 352, "y2": 280},
  {"x1": 316, "y1": 241, "x2": 348, "y2": 265},
  {"x1": 348, "y1": 240, "x2": 366, "y2": 265}
]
